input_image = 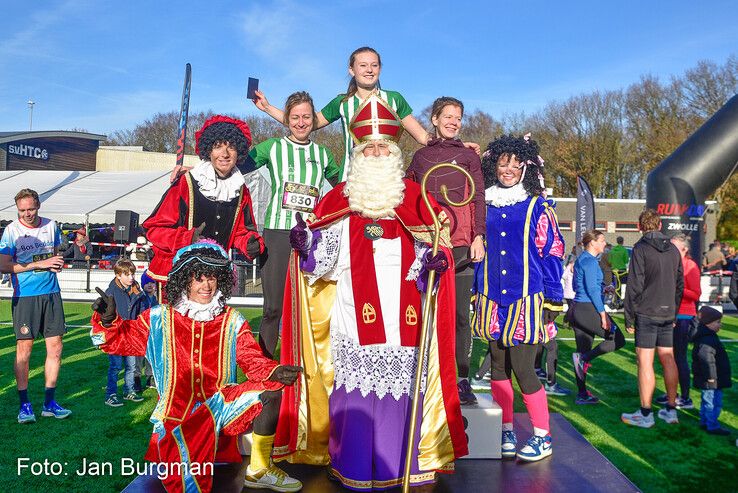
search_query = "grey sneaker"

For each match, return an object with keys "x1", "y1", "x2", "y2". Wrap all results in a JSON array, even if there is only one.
[
  {"x1": 105, "y1": 394, "x2": 123, "y2": 407},
  {"x1": 657, "y1": 407, "x2": 679, "y2": 424},
  {"x1": 621, "y1": 409, "x2": 655, "y2": 428},
  {"x1": 124, "y1": 392, "x2": 144, "y2": 403},
  {"x1": 544, "y1": 382, "x2": 572, "y2": 396}
]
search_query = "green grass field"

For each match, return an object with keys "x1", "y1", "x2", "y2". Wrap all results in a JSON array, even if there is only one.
[{"x1": 0, "y1": 301, "x2": 736, "y2": 492}]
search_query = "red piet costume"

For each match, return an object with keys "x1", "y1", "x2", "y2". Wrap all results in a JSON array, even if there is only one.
[
  {"x1": 143, "y1": 115, "x2": 264, "y2": 284},
  {"x1": 143, "y1": 174, "x2": 263, "y2": 282},
  {"x1": 91, "y1": 306, "x2": 280, "y2": 492}
]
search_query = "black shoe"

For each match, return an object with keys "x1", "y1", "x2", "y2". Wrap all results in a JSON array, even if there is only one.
[
  {"x1": 706, "y1": 427, "x2": 731, "y2": 436},
  {"x1": 457, "y1": 379, "x2": 478, "y2": 405},
  {"x1": 146, "y1": 376, "x2": 155, "y2": 389},
  {"x1": 655, "y1": 394, "x2": 668, "y2": 405}
]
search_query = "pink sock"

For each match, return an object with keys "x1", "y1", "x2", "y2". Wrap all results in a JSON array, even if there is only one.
[
  {"x1": 522, "y1": 387, "x2": 550, "y2": 434},
  {"x1": 491, "y1": 379, "x2": 514, "y2": 424}
]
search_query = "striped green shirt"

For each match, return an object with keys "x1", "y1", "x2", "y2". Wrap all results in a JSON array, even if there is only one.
[
  {"x1": 321, "y1": 89, "x2": 412, "y2": 181},
  {"x1": 249, "y1": 137, "x2": 339, "y2": 230}
]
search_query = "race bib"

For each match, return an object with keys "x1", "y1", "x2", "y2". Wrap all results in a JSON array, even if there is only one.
[
  {"x1": 32, "y1": 252, "x2": 53, "y2": 273},
  {"x1": 282, "y1": 182, "x2": 319, "y2": 213}
]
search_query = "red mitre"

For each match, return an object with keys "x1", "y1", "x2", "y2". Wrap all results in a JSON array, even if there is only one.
[{"x1": 348, "y1": 94, "x2": 404, "y2": 144}]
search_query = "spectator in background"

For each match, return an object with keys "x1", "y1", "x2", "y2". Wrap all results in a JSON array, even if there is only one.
[
  {"x1": 103, "y1": 259, "x2": 152, "y2": 407},
  {"x1": 135, "y1": 270, "x2": 159, "y2": 390},
  {"x1": 0, "y1": 188, "x2": 71, "y2": 423},
  {"x1": 703, "y1": 242, "x2": 727, "y2": 271},
  {"x1": 599, "y1": 243, "x2": 613, "y2": 288},
  {"x1": 656, "y1": 233, "x2": 701, "y2": 410},
  {"x1": 569, "y1": 230, "x2": 626, "y2": 404},
  {"x1": 622, "y1": 209, "x2": 683, "y2": 428},
  {"x1": 62, "y1": 227, "x2": 90, "y2": 267},
  {"x1": 691, "y1": 306, "x2": 732, "y2": 435},
  {"x1": 609, "y1": 236, "x2": 630, "y2": 279}
]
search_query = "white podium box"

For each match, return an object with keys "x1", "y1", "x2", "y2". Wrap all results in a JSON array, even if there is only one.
[{"x1": 460, "y1": 393, "x2": 502, "y2": 459}]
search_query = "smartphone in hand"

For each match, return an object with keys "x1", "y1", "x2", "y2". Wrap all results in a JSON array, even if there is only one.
[{"x1": 247, "y1": 77, "x2": 259, "y2": 99}]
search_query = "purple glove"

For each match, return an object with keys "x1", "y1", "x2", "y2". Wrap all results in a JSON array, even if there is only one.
[
  {"x1": 289, "y1": 212, "x2": 311, "y2": 255},
  {"x1": 423, "y1": 250, "x2": 450, "y2": 274},
  {"x1": 416, "y1": 250, "x2": 449, "y2": 293}
]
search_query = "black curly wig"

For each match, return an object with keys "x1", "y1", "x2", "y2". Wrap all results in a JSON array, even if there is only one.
[
  {"x1": 196, "y1": 122, "x2": 250, "y2": 165},
  {"x1": 166, "y1": 247, "x2": 235, "y2": 308},
  {"x1": 482, "y1": 134, "x2": 545, "y2": 196}
]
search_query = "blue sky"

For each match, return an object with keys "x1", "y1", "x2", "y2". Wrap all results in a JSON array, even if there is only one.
[{"x1": 1, "y1": 0, "x2": 737, "y2": 135}]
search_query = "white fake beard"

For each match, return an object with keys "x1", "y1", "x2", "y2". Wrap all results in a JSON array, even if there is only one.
[{"x1": 344, "y1": 143, "x2": 405, "y2": 219}]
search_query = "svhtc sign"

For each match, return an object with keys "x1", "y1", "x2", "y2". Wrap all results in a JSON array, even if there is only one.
[{"x1": 8, "y1": 144, "x2": 49, "y2": 160}]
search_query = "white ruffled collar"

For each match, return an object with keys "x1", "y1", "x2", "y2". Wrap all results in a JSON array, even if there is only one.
[
  {"x1": 485, "y1": 182, "x2": 530, "y2": 207},
  {"x1": 172, "y1": 291, "x2": 224, "y2": 322},
  {"x1": 189, "y1": 160, "x2": 244, "y2": 201}
]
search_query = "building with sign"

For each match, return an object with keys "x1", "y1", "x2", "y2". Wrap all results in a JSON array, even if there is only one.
[{"x1": 0, "y1": 131, "x2": 106, "y2": 171}]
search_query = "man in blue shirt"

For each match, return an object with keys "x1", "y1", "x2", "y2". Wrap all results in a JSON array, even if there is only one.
[{"x1": 0, "y1": 188, "x2": 71, "y2": 423}]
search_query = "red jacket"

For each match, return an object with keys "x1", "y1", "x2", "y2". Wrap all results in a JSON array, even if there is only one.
[{"x1": 678, "y1": 256, "x2": 701, "y2": 316}]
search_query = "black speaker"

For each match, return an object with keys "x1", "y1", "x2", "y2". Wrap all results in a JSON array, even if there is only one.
[{"x1": 114, "y1": 210, "x2": 139, "y2": 243}]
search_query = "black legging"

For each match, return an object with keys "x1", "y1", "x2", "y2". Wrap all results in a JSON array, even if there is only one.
[
  {"x1": 535, "y1": 338, "x2": 559, "y2": 385},
  {"x1": 569, "y1": 301, "x2": 625, "y2": 394},
  {"x1": 259, "y1": 229, "x2": 292, "y2": 359},
  {"x1": 489, "y1": 339, "x2": 542, "y2": 394},
  {"x1": 674, "y1": 318, "x2": 693, "y2": 399},
  {"x1": 453, "y1": 246, "x2": 474, "y2": 379},
  {"x1": 252, "y1": 390, "x2": 281, "y2": 435}
]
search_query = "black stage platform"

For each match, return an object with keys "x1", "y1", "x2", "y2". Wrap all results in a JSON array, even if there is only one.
[{"x1": 123, "y1": 413, "x2": 639, "y2": 493}]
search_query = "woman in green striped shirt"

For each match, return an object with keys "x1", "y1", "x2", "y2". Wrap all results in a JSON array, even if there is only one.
[
  {"x1": 249, "y1": 91, "x2": 339, "y2": 359},
  {"x1": 253, "y1": 46, "x2": 432, "y2": 181}
]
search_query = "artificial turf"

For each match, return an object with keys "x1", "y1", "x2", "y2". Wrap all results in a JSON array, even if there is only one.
[{"x1": 0, "y1": 301, "x2": 736, "y2": 492}]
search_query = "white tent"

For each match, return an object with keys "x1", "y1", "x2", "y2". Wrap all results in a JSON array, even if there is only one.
[{"x1": 0, "y1": 170, "x2": 171, "y2": 224}]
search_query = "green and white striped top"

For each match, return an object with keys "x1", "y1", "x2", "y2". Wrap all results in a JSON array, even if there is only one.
[
  {"x1": 249, "y1": 137, "x2": 339, "y2": 230},
  {"x1": 321, "y1": 89, "x2": 412, "y2": 181}
]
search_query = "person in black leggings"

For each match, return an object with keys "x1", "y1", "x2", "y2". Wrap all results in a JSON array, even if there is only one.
[{"x1": 570, "y1": 230, "x2": 626, "y2": 404}]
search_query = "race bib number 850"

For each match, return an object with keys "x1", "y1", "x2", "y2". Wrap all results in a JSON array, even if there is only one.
[{"x1": 282, "y1": 182, "x2": 319, "y2": 213}]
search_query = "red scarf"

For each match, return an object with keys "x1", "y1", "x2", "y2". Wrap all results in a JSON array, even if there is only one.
[{"x1": 348, "y1": 215, "x2": 421, "y2": 347}]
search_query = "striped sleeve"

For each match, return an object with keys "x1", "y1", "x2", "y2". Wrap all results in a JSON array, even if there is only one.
[
  {"x1": 320, "y1": 94, "x2": 345, "y2": 123},
  {"x1": 248, "y1": 138, "x2": 275, "y2": 169},
  {"x1": 386, "y1": 90, "x2": 413, "y2": 118}
]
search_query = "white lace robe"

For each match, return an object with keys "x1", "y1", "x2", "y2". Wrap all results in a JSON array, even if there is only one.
[{"x1": 307, "y1": 216, "x2": 427, "y2": 401}]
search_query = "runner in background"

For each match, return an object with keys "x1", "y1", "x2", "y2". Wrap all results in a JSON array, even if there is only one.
[{"x1": 0, "y1": 188, "x2": 71, "y2": 423}]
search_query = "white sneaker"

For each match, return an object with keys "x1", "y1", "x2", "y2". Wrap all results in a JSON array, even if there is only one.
[
  {"x1": 657, "y1": 407, "x2": 679, "y2": 424},
  {"x1": 621, "y1": 409, "x2": 655, "y2": 428},
  {"x1": 244, "y1": 463, "x2": 302, "y2": 492}
]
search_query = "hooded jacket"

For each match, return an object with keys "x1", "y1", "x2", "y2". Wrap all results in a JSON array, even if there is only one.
[
  {"x1": 691, "y1": 323, "x2": 732, "y2": 389},
  {"x1": 624, "y1": 231, "x2": 683, "y2": 328}
]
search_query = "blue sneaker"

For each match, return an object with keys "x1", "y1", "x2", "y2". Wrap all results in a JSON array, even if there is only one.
[
  {"x1": 41, "y1": 401, "x2": 72, "y2": 419},
  {"x1": 18, "y1": 403, "x2": 36, "y2": 424},
  {"x1": 501, "y1": 430, "x2": 517, "y2": 458},
  {"x1": 517, "y1": 434, "x2": 553, "y2": 462}
]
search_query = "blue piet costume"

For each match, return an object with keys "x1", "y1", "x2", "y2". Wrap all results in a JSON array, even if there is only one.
[
  {"x1": 472, "y1": 192, "x2": 564, "y2": 345},
  {"x1": 471, "y1": 134, "x2": 564, "y2": 463}
]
